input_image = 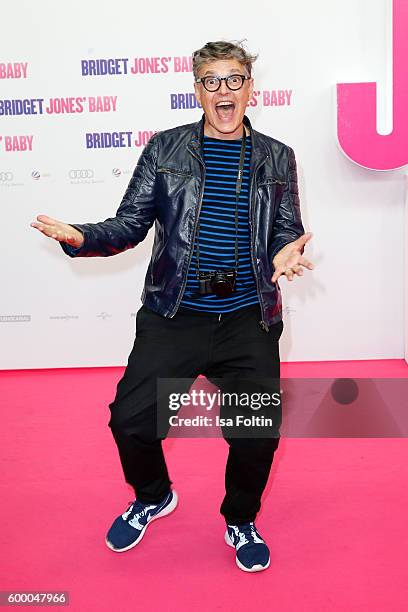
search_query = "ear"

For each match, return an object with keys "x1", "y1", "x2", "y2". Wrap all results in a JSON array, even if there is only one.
[
  {"x1": 248, "y1": 77, "x2": 254, "y2": 101},
  {"x1": 194, "y1": 82, "x2": 202, "y2": 106}
]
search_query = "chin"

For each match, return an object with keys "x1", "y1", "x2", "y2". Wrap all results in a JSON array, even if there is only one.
[
  {"x1": 216, "y1": 125, "x2": 237, "y2": 134},
  {"x1": 207, "y1": 118, "x2": 243, "y2": 137}
]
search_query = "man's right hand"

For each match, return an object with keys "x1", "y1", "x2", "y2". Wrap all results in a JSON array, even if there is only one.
[{"x1": 30, "y1": 214, "x2": 84, "y2": 248}]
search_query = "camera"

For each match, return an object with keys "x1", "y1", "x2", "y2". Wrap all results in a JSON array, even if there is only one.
[{"x1": 198, "y1": 269, "x2": 237, "y2": 298}]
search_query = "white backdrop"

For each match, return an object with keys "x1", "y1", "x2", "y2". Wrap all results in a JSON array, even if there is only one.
[{"x1": 1, "y1": 0, "x2": 406, "y2": 369}]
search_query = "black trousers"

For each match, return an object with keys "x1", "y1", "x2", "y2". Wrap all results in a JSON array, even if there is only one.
[{"x1": 108, "y1": 302, "x2": 283, "y2": 524}]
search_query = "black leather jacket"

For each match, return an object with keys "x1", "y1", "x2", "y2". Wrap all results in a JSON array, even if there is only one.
[{"x1": 62, "y1": 114, "x2": 304, "y2": 330}]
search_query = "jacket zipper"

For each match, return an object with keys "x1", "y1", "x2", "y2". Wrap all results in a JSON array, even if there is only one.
[
  {"x1": 169, "y1": 140, "x2": 271, "y2": 329},
  {"x1": 249, "y1": 154, "x2": 270, "y2": 332},
  {"x1": 257, "y1": 173, "x2": 286, "y2": 330},
  {"x1": 169, "y1": 149, "x2": 206, "y2": 318}
]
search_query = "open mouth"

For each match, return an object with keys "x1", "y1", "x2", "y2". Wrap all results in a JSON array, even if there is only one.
[{"x1": 215, "y1": 100, "x2": 236, "y2": 120}]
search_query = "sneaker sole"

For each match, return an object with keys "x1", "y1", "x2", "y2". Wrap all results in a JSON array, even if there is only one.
[
  {"x1": 105, "y1": 490, "x2": 179, "y2": 553},
  {"x1": 224, "y1": 530, "x2": 271, "y2": 573}
]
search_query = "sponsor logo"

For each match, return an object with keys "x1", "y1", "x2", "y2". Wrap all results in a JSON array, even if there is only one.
[
  {"x1": 69, "y1": 169, "x2": 94, "y2": 180},
  {"x1": 128, "y1": 506, "x2": 156, "y2": 530},
  {"x1": 0, "y1": 315, "x2": 31, "y2": 322},
  {"x1": 97, "y1": 311, "x2": 112, "y2": 320},
  {"x1": 68, "y1": 168, "x2": 103, "y2": 184}
]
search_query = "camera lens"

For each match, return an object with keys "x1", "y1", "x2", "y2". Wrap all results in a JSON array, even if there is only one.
[
  {"x1": 212, "y1": 282, "x2": 232, "y2": 298},
  {"x1": 212, "y1": 273, "x2": 233, "y2": 298}
]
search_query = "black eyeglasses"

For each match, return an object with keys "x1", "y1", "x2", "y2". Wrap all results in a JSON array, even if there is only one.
[{"x1": 195, "y1": 74, "x2": 251, "y2": 92}]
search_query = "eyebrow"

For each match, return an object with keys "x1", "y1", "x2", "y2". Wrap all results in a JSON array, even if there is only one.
[{"x1": 202, "y1": 69, "x2": 244, "y2": 76}]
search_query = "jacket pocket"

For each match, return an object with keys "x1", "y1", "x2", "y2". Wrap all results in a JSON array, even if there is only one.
[
  {"x1": 256, "y1": 177, "x2": 287, "y2": 187},
  {"x1": 157, "y1": 167, "x2": 193, "y2": 178}
]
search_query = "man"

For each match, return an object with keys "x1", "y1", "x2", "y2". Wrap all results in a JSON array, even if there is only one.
[{"x1": 31, "y1": 40, "x2": 313, "y2": 572}]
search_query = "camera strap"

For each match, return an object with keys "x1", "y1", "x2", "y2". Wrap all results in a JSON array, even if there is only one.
[{"x1": 196, "y1": 126, "x2": 247, "y2": 278}]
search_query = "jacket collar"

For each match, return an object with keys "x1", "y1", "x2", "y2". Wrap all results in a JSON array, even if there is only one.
[{"x1": 187, "y1": 114, "x2": 268, "y2": 169}]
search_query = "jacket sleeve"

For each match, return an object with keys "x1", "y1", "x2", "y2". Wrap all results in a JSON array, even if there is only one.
[
  {"x1": 60, "y1": 134, "x2": 160, "y2": 258},
  {"x1": 270, "y1": 145, "x2": 305, "y2": 264}
]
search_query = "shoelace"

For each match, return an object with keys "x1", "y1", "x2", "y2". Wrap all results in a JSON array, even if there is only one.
[
  {"x1": 123, "y1": 493, "x2": 170, "y2": 523},
  {"x1": 231, "y1": 522, "x2": 264, "y2": 546},
  {"x1": 122, "y1": 499, "x2": 149, "y2": 522}
]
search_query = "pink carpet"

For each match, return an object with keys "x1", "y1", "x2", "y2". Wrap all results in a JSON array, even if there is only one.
[{"x1": 1, "y1": 360, "x2": 407, "y2": 611}]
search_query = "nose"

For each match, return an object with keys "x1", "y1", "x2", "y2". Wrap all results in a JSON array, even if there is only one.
[{"x1": 219, "y1": 79, "x2": 229, "y2": 94}]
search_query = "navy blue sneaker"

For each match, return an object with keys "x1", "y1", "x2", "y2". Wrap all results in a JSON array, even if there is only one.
[
  {"x1": 105, "y1": 490, "x2": 178, "y2": 552},
  {"x1": 225, "y1": 522, "x2": 270, "y2": 572}
]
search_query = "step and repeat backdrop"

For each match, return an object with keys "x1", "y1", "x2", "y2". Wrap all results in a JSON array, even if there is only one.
[{"x1": 1, "y1": 0, "x2": 406, "y2": 368}]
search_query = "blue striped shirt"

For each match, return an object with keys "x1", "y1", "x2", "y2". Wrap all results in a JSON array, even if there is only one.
[{"x1": 179, "y1": 135, "x2": 259, "y2": 313}]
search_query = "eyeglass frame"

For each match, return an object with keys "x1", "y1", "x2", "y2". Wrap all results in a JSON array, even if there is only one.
[{"x1": 195, "y1": 74, "x2": 251, "y2": 92}]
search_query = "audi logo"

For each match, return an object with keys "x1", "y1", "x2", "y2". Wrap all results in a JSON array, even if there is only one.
[
  {"x1": 0, "y1": 172, "x2": 13, "y2": 181},
  {"x1": 69, "y1": 169, "x2": 94, "y2": 179}
]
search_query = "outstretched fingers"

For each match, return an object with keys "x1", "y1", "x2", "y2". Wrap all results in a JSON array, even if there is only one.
[
  {"x1": 271, "y1": 266, "x2": 286, "y2": 283},
  {"x1": 30, "y1": 219, "x2": 74, "y2": 243},
  {"x1": 298, "y1": 255, "x2": 314, "y2": 270},
  {"x1": 272, "y1": 259, "x2": 314, "y2": 283}
]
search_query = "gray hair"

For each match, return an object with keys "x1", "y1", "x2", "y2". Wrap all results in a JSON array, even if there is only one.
[{"x1": 192, "y1": 40, "x2": 258, "y2": 79}]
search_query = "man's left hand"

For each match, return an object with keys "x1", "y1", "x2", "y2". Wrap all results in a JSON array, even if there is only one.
[{"x1": 271, "y1": 232, "x2": 314, "y2": 283}]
